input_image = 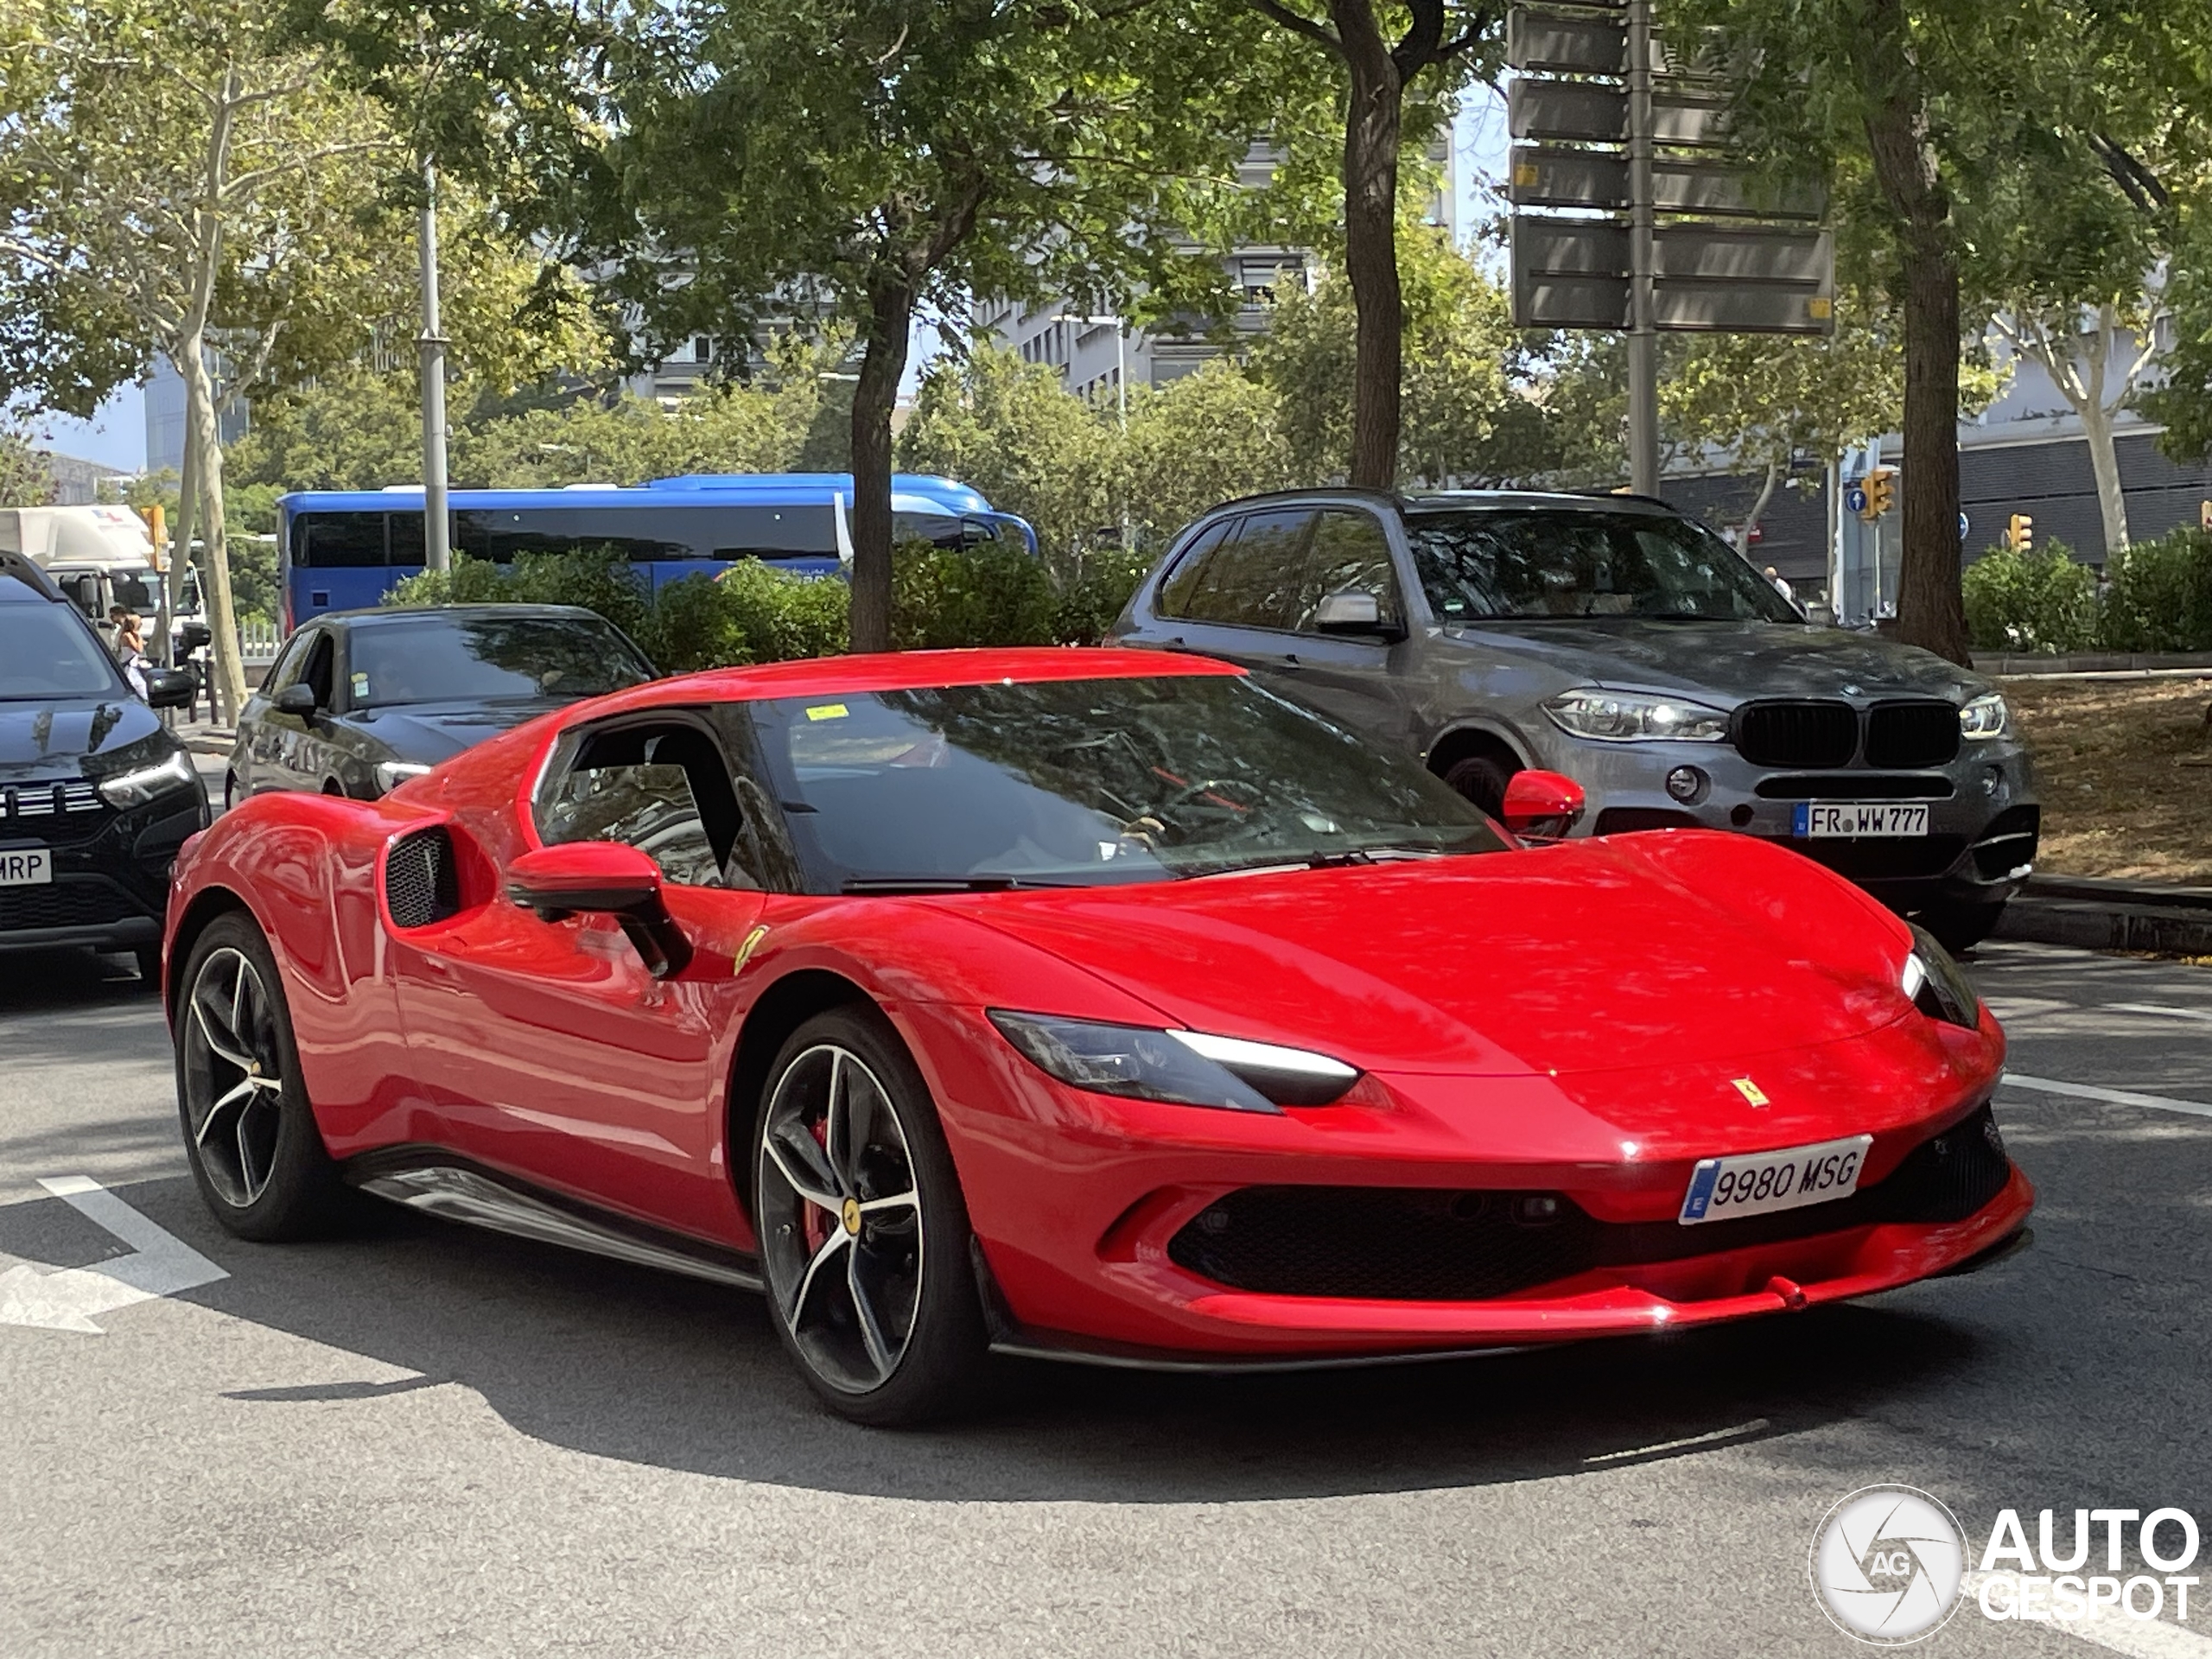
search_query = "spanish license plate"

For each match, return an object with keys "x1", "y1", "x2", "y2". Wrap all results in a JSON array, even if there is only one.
[
  {"x1": 0, "y1": 848, "x2": 53, "y2": 886},
  {"x1": 1793, "y1": 802, "x2": 1929, "y2": 837},
  {"x1": 1678, "y1": 1134, "x2": 1873, "y2": 1225}
]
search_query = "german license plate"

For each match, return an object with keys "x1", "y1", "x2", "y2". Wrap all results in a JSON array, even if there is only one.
[
  {"x1": 0, "y1": 848, "x2": 53, "y2": 886},
  {"x1": 1678, "y1": 1134, "x2": 1872, "y2": 1225},
  {"x1": 1793, "y1": 802, "x2": 1929, "y2": 837}
]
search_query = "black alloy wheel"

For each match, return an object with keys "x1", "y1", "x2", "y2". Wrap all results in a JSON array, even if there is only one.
[
  {"x1": 174, "y1": 912, "x2": 348, "y2": 1239},
  {"x1": 753, "y1": 1007, "x2": 988, "y2": 1426}
]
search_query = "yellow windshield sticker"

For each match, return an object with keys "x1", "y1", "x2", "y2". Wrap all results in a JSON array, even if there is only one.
[{"x1": 805, "y1": 703, "x2": 849, "y2": 721}]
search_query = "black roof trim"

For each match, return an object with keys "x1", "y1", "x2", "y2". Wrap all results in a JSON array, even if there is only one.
[{"x1": 0, "y1": 550, "x2": 67, "y2": 601}]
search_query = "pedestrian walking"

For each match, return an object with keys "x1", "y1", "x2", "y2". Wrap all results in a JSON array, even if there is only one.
[{"x1": 116, "y1": 612, "x2": 151, "y2": 699}]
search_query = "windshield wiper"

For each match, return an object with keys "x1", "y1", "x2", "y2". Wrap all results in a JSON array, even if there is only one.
[
  {"x1": 839, "y1": 874, "x2": 1083, "y2": 894},
  {"x1": 1191, "y1": 845, "x2": 1456, "y2": 880}
]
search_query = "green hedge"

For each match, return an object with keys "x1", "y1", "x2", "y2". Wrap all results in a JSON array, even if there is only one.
[
  {"x1": 1961, "y1": 542, "x2": 2099, "y2": 654},
  {"x1": 1962, "y1": 528, "x2": 2212, "y2": 655},
  {"x1": 384, "y1": 541, "x2": 1153, "y2": 673}
]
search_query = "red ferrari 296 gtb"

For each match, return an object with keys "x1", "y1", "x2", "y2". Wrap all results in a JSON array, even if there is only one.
[{"x1": 162, "y1": 648, "x2": 2031, "y2": 1423}]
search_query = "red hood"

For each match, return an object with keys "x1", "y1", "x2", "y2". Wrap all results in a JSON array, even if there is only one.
[{"x1": 957, "y1": 832, "x2": 1913, "y2": 1079}]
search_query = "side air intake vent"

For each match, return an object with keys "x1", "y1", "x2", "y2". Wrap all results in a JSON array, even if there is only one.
[{"x1": 385, "y1": 827, "x2": 460, "y2": 929}]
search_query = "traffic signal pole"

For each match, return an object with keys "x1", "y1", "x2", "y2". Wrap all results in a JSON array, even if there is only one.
[
  {"x1": 1625, "y1": 0, "x2": 1658, "y2": 496},
  {"x1": 418, "y1": 158, "x2": 452, "y2": 575}
]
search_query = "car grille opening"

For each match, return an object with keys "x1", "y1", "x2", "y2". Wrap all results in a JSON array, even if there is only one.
[
  {"x1": 0, "y1": 876, "x2": 146, "y2": 931},
  {"x1": 1166, "y1": 1104, "x2": 2012, "y2": 1301},
  {"x1": 1866, "y1": 701, "x2": 1961, "y2": 769},
  {"x1": 1752, "y1": 774, "x2": 1955, "y2": 801},
  {"x1": 1970, "y1": 805, "x2": 2041, "y2": 879},
  {"x1": 1766, "y1": 835, "x2": 1967, "y2": 880},
  {"x1": 1592, "y1": 807, "x2": 1700, "y2": 836},
  {"x1": 1733, "y1": 701, "x2": 1859, "y2": 768},
  {"x1": 384, "y1": 827, "x2": 459, "y2": 929}
]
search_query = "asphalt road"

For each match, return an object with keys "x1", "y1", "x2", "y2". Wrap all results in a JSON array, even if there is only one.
[{"x1": 2, "y1": 929, "x2": 2209, "y2": 1659}]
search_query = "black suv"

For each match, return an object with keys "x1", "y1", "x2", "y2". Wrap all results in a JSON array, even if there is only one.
[{"x1": 0, "y1": 552, "x2": 207, "y2": 981}]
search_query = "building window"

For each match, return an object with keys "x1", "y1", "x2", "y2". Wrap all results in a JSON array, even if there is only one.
[{"x1": 691, "y1": 336, "x2": 711, "y2": 363}]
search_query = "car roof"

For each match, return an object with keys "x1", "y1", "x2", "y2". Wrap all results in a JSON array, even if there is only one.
[
  {"x1": 0, "y1": 550, "x2": 67, "y2": 603},
  {"x1": 1190, "y1": 486, "x2": 1681, "y2": 519},
  {"x1": 302, "y1": 603, "x2": 615, "y2": 628},
  {"x1": 574, "y1": 646, "x2": 1244, "y2": 720}
]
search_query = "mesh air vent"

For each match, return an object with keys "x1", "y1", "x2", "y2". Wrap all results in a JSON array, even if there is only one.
[{"x1": 385, "y1": 828, "x2": 460, "y2": 929}]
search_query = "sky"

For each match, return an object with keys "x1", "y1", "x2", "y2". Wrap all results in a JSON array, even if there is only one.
[{"x1": 32, "y1": 92, "x2": 1512, "y2": 480}]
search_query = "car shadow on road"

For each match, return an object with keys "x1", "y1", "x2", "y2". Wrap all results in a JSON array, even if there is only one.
[{"x1": 14, "y1": 1173, "x2": 2005, "y2": 1505}]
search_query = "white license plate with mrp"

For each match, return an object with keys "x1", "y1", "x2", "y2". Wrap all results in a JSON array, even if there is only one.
[
  {"x1": 0, "y1": 848, "x2": 52, "y2": 887},
  {"x1": 1793, "y1": 802, "x2": 1929, "y2": 837},
  {"x1": 1678, "y1": 1134, "x2": 1872, "y2": 1225}
]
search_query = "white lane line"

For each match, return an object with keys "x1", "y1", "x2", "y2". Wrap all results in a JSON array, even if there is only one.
[
  {"x1": 2002, "y1": 1075, "x2": 2212, "y2": 1121},
  {"x1": 2107, "y1": 1003, "x2": 2212, "y2": 1027},
  {"x1": 1581, "y1": 1418, "x2": 1769, "y2": 1465},
  {"x1": 0, "y1": 1177, "x2": 228, "y2": 1333},
  {"x1": 1965, "y1": 1576, "x2": 2212, "y2": 1657}
]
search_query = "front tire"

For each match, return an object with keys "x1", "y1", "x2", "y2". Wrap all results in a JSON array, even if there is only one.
[
  {"x1": 753, "y1": 1007, "x2": 988, "y2": 1426},
  {"x1": 174, "y1": 912, "x2": 348, "y2": 1240},
  {"x1": 1441, "y1": 752, "x2": 1517, "y2": 819}
]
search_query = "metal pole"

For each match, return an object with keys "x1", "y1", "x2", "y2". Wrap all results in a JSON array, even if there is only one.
[
  {"x1": 418, "y1": 158, "x2": 452, "y2": 575},
  {"x1": 1625, "y1": 0, "x2": 1659, "y2": 495},
  {"x1": 1116, "y1": 325, "x2": 1131, "y2": 550}
]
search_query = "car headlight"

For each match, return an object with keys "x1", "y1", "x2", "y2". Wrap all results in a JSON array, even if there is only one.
[
  {"x1": 94, "y1": 749, "x2": 198, "y2": 809},
  {"x1": 1542, "y1": 688, "x2": 1730, "y2": 742},
  {"x1": 374, "y1": 761, "x2": 434, "y2": 794},
  {"x1": 1900, "y1": 924, "x2": 1981, "y2": 1029},
  {"x1": 1959, "y1": 692, "x2": 2008, "y2": 740},
  {"x1": 988, "y1": 1011, "x2": 1360, "y2": 1111}
]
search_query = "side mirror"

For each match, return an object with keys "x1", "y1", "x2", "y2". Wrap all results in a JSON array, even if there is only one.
[
  {"x1": 1314, "y1": 588, "x2": 1406, "y2": 639},
  {"x1": 1501, "y1": 769, "x2": 1586, "y2": 842},
  {"x1": 273, "y1": 683, "x2": 318, "y2": 716},
  {"x1": 505, "y1": 842, "x2": 693, "y2": 979},
  {"x1": 143, "y1": 668, "x2": 197, "y2": 710}
]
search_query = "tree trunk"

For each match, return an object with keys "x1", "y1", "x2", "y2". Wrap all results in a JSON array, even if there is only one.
[
  {"x1": 181, "y1": 344, "x2": 247, "y2": 721},
  {"x1": 1740, "y1": 457, "x2": 1783, "y2": 549},
  {"x1": 167, "y1": 390, "x2": 203, "y2": 677},
  {"x1": 848, "y1": 277, "x2": 915, "y2": 654},
  {"x1": 1333, "y1": 3, "x2": 1403, "y2": 489},
  {"x1": 1856, "y1": 0, "x2": 1969, "y2": 664},
  {"x1": 2080, "y1": 392, "x2": 2130, "y2": 557}
]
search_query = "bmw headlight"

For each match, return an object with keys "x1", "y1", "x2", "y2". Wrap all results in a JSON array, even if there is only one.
[
  {"x1": 1542, "y1": 688, "x2": 1730, "y2": 742},
  {"x1": 374, "y1": 761, "x2": 434, "y2": 794},
  {"x1": 1900, "y1": 924, "x2": 1981, "y2": 1029},
  {"x1": 94, "y1": 749, "x2": 198, "y2": 809},
  {"x1": 988, "y1": 1011, "x2": 1359, "y2": 1112},
  {"x1": 1959, "y1": 692, "x2": 2009, "y2": 740}
]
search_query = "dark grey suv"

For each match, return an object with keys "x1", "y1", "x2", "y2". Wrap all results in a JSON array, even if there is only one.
[{"x1": 1111, "y1": 488, "x2": 2039, "y2": 949}]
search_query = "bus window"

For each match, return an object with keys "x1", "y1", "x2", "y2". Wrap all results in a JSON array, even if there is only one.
[
  {"x1": 389, "y1": 512, "x2": 426, "y2": 567},
  {"x1": 295, "y1": 513, "x2": 390, "y2": 566}
]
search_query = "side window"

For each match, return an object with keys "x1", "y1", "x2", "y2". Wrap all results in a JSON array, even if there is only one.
[
  {"x1": 1183, "y1": 508, "x2": 1316, "y2": 630},
  {"x1": 1297, "y1": 510, "x2": 1403, "y2": 632},
  {"x1": 536, "y1": 718, "x2": 750, "y2": 890},
  {"x1": 263, "y1": 630, "x2": 315, "y2": 693},
  {"x1": 296, "y1": 513, "x2": 387, "y2": 568},
  {"x1": 301, "y1": 633, "x2": 337, "y2": 709},
  {"x1": 1154, "y1": 519, "x2": 1236, "y2": 619}
]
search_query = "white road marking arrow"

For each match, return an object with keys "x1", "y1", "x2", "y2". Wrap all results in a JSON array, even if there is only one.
[{"x1": 0, "y1": 1176, "x2": 228, "y2": 1333}]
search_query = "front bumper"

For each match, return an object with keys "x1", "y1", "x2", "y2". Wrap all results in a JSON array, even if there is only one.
[
  {"x1": 1520, "y1": 726, "x2": 2040, "y2": 911},
  {"x1": 906, "y1": 1002, "x2": 2030, "y2": 1363},
  {"x1": 0, "y1": 785, "x2": 207, "y2": 957}
]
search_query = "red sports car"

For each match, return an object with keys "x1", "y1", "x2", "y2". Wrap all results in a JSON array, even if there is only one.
[{"x1": 163, "y1": 648, "x2": 2031, "y2": 1423}]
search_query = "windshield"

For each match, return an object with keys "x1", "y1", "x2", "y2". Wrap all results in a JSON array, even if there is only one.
[
  {"x1": 746, "y1": 674, "x2": 1507, "y2": 893},
  {"x1": 346, "y1": 615, "x2": 654, "y2": 709},
  {"x1": 1406, "y1": 510, "x2": 1801, "y2": 623},
  {"x1": 0, "y1": 603, "x2": 129, "y2": 700}
]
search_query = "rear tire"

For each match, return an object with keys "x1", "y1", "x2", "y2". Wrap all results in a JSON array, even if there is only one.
[
  {"x1": 174, "y1": 912, "x2": 349, "y2": 1241},
  {"x1": 1919, "y1": 900, "x2": 2006, "y2": 955},
  {"x1": 752, "y1": 1006, "x2": 988, "y2": 1427},
  {"x1": 1441, "y1": 752, "x2": 1518, "y2": 819}
]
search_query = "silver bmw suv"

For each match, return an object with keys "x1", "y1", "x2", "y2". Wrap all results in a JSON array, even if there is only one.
[{"x1": 1110, "y1": 488, "x2": 2039, "y2": 949}]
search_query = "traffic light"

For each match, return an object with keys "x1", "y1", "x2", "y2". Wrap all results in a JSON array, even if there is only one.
[
  {"x1": 2006, "y1": 513, "x2": 2034, "y2": 553},
  {"x1": 1859, "y1": 467, "x2": 1895, "y2": 521}
]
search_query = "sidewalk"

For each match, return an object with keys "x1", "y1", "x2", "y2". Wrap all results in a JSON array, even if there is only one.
[
  {"x1": 175, "y1": 718, "x2": 235, "y2": 758},
  {"x1": 1993, "y1": 872, "x2": 2212, "y2": 956}
]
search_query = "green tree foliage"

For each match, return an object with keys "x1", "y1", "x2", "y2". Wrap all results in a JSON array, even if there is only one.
[
  {"x1": 1961, "y1": 543, "x2": 2100, "y2": 654},
  {"x1": 0, "y1": 423, "x2": 54, "y2": 505},
  {"x1": 2101, "y1": 528, "x2": 2212, "y2": 653},
  {"x1": 1251, "y1": 223, "x2": 1518, "y2": 483},
  {"x1": 1121, "y1": 362, "x2": 1298, "y2": 541}
]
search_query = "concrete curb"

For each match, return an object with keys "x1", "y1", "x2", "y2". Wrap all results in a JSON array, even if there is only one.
[
  {"x1": 1984, "y1": 650, "x2": 2212, "y2": 677},
  {"x1": 1993, "y1": 874, "x2": 2212, "y2": 955},
  {"x1": 178, "y1": 729, "x2": 234, "y2": 759}
]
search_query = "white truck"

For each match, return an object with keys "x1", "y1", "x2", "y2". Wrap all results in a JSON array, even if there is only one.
[{"x1": 0, "y1": 504, "x2": 208, "y2": 664}]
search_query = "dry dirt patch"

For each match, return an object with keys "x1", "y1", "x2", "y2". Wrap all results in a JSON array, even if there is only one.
[{"x1": 2005, "y1": 674, "x2": 2212, "y2": 884}]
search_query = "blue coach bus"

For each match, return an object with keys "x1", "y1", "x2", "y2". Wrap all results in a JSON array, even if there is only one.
[{"x1": 276, "y1": 473, "x2": 1038, "y2": 631}]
